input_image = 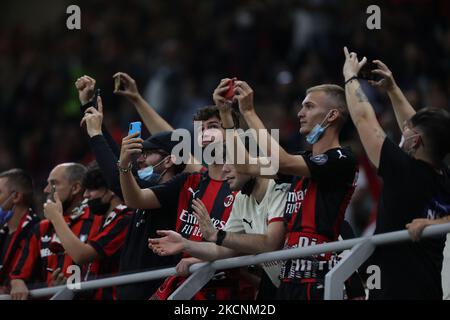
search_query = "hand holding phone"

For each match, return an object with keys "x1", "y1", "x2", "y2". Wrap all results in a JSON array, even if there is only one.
[
  {"x1": 128, "y1": 121, "x2": 142, "y2": 138},
  {"x1": 49, "y1": 183, "x2": 56, "y2": 202},
  {"x1": 358, "y1": 62, "x2": 381, "y2": 81},
  {"x1": 224, "y1": 77, "x2": 237, "y2": 100}
]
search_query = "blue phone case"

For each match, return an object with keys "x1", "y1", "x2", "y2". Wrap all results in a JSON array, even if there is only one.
[{"x1": 128, "y1": 121, "x2": 142, "y2": 138}]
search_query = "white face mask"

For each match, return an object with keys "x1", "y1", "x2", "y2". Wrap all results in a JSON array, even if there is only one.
[{"x1": 399, "y1": 134, "x2": 421, "y2": 150}]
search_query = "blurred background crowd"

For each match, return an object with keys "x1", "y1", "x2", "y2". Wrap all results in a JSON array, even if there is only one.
[{"x1": 1, "y1": 0, "x2": 449, "y2": 234}]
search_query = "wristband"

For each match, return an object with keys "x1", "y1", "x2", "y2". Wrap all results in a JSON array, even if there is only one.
[{"x1": 345, "y1": 76, "x2": 358, "y2": 85}]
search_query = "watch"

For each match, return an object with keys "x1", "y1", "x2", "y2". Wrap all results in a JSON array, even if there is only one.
[{"x1": 215, "y1": 230, "x2": 227, "y2": 246}]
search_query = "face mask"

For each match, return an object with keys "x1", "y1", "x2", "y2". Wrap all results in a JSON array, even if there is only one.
[
  {"x1": 138, "y1": 156, "x2": 169, "y2": 182},
  {"x1": 0, "y1": 192, "x2": 15, "y2": 225},
  {"x1": 399, "y1": 134, "x2": 421, "y2": 151},
  {"x1": 305, "y1": 110, "x2": 334, "y2": 145},
  {"x1": 87, "y1": 197, "x2": 111, "y2": 216}
]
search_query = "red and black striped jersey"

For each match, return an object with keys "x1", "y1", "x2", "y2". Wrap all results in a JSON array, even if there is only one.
[
  {"x1": 280, "y1": 147, "x2": 358, "y2": 283},
  {"x1": 0, "y1": 210, "x2": 40, "y2": 286},
  {"x1": 86, "y1": 204, "x2": 133, "y2": 300},
  {"x1": 10, "y1": 205, "x2": 102, "y2": 287},
  {"x1": 150, "y1": 171, "x2": 240, "y2": 300}
]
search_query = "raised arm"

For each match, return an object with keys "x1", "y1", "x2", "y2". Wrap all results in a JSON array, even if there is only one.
[
  {"x1": 114, "y1": 72, "x2": 202, "y2": 173},
  {"x1": 113, "y1": 72, "x2": 173, "y2": 133},
  {"x1": 343, "y1": 47, "x2": 386, "y2": 168},
  {"x1": 118, "y1": 132, "x2": 161, "y2": 209},
  {"x1": 369, "y1": 60, "x2": 416, "y2": 130},
  {"x1": 214, "y1": 79, "x2": 310, "y2": 176}
]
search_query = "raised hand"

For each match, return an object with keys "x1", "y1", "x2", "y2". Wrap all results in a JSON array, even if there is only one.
[
  {"x1": 369, "y1": 60, "x2": 397, "y2": 91},
  {"x1": 113, "y1": 72, "x2": 140, "y2": 103},
  {"x1": 118, "y1": 132, "x2": 143, "y2": 168},
  {"x1": 233, "y1": 80, "x2": 255, "y2": 115},
  {"x1": 148, "y1": 230, "x2": 186, "y2": 256},
  {"x1": 343, "y1": 47, "x2": 367, "y2": 81},
  {"x1": 80, "y1": 96, "x2": 104, "y2": 137},
  {"x1": 213, "y1": 78, "x2": 234, "y2": 112},
  {"x1": 75, "y1": 75, "x2": 96, "y2": 105}
]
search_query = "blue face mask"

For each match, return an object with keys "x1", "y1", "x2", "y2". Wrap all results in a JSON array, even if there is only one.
[
  {"x1": 0, "y1": 192, "x2": 15, "y2": 225},
  {"x1": 137, "y1": 156, "x2": 169, "y2": 183},
  {"x1": 305, "y1": 110, "x2": 334, "y2": 145}
]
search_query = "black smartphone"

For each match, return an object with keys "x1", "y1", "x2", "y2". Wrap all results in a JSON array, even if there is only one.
[
  {"x1": 92, "y1": 88, "x2": 101, "y2": 108},
  {"x1": 358, "y1": 62, "x2": 381, "y2": 81}
]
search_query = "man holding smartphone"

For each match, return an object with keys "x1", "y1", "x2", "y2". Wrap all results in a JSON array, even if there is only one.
[{"x1": 9, "y1": 163, "x2": 90, "y2": 299}]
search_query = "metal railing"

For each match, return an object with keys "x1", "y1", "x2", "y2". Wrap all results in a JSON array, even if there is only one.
[{"x1": 1, "y1": 223, "x2": 449, "y2": 300}]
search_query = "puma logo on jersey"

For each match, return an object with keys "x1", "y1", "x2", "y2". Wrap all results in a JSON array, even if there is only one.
[
  {"x1": 243, "y1": 218, "x2": 253, "y2": 229},
  {"x1": 337, "y1": 150, "x2": 346, "y2": 159},
  {"x1": 188, "y1": 187, "x2": 200, "y2": 198},
  {"x1": 41, "y1": 235, "x2": 52, "y2": 243}
]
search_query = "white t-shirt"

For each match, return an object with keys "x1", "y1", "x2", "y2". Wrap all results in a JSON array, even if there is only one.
[{"x1": 224, "y1": 179, "x2": 290, "y2": 287}]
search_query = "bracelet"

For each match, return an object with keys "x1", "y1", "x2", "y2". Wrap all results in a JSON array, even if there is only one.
[
  {"x1": 215, "y1": 230, "x2": 227, "y2": 246},
  {"x1": 345, "y1": 76, "x2": 358, "y2": 85},
  {"x1": 117, "y1": 161, "x2": 132, "y2": 174}
]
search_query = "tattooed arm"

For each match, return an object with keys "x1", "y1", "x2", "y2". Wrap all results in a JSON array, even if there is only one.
[{"x1": 343, "y1": 47, "x2": 386, "y2": 168}]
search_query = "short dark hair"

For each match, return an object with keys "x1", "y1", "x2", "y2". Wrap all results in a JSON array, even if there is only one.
[
  {"x1": 0, "y1": 168, "x2": 34, "y2": 207},
  {"x1": 64, "y1": 163, "x2": 87, "y2": 185},
  {"x1": 193, "y1": 105, "x2": 240, "y2": 129},
  {"x1": 410, "y1": 107, "x2": 450, "y2": 162},
  {"x1": 82, "y1": 163, "x2": 108, "y2": 190}
]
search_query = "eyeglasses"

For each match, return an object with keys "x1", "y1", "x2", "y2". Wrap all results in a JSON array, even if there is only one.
[{"x1": 141, "y1": 150, "x2": 169, "y2": 160}]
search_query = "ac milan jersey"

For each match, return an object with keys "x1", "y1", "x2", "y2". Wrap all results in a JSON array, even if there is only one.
[
  {"x1": 86, "y1": 204, "x2": 133, "y2": 300},
  {"x1": 0, "y1": 210, "x2": 40, "y2": 286},
  {"x1": 150, "y1": 171, "x2": 240, "y2": 300},
  {"x1": 280, "y1": 147, "x2": 357, "y2": 283},
  {"x1": 10, "y1": 204, "x2": 102, "y2": 287}
]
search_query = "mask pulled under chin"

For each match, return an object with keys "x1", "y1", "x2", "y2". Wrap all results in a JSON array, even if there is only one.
[
  {"x1": 0, "y1": 207, "x2": 14, "y2": 225},
  {"x1": 305, "y1": 111, "x2": 333, "y2": 145}
]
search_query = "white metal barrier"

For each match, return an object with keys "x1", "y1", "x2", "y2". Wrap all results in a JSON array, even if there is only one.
[{"x1": 1, "y1": 223, "x2": 449, "y2": 300}]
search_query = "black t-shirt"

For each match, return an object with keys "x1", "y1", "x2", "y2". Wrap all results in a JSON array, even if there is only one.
[{"x1": 369, "y1": 138, "x2": 450, "y2": 300}]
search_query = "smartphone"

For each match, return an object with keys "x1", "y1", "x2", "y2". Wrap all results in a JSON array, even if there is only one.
[
  {"x1": 128, "y1": 121, "x2": 142, "y2": 138},
  {"x1": 358, "y1": 62, "x2": 381, "y2": 81},
  {"x1": 114, "y1": 75, "x2": 124, "y2": 92},
  {"x1": 92, "y1": 88, "x2": 101, "y2": 108},
  {"x1": 224, "y1": 77, "x2": 237, "y2": 100},
  {"x1": 49, "y1": 183, "x2": 56, "y2": 202}
]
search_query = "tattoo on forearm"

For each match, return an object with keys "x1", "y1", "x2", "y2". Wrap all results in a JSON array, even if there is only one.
[
  {"x1": 355, "y1": 85, "x2": 369, "y2": 103},
  {"x1": 374, "y1": 127, "x2": 386, "y2": 140}
]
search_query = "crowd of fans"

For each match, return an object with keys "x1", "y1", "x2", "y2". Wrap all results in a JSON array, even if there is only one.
[{"x1": 0, "y1": 0, "x2": 450, "y2": 300}]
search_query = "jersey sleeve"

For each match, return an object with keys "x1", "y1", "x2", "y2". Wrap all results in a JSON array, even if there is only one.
[
  {"x1": 224, "y1": 193, "x2": 245, "y2": 233},
  {"x1": 88, "y1": 209, "x2": 133, "y2": 258},
  {"x1": 150, "y1": 172, "x2": 190, "y2": 210},
  {"x1": 302, "y1": 148, "x2": 356, "y2": 184},
  {"x1": 267, "y1": 183, "x2": 289, "y2": 224},
  {"x1": 9, "y1": 224, "x2": 41, "y2": 282}
]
